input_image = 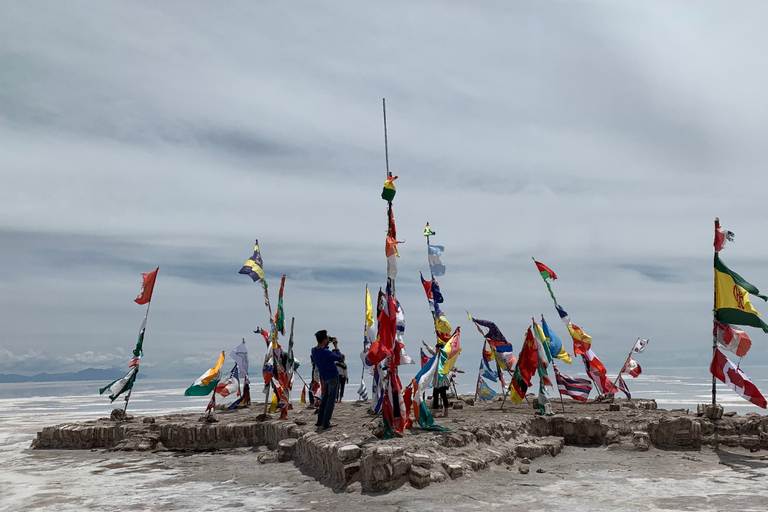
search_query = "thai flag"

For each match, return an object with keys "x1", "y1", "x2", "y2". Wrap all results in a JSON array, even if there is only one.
[{"x1": 554, "y1": 365, "x2": 592, "y2": 403}]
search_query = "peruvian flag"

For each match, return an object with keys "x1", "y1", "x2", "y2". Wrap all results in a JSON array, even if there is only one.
[
  {"x1": 715, "y1": 321, "x2": 752, "y2": 358},
  {"x1": 623, "y1": 358, "x2": 642, "y2": 378},
  {"x1": 134, "y1": 268, "x2": 159, "y2": 305},
  {"x1": 714, "y1": 218, "x2": 735, "y2": 252},
  {"x1": 711, "y1": 348, "x2": 766, "y2": 408}
]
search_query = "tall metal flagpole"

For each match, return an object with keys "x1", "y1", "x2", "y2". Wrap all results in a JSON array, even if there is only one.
[{"x1": 713, "y1": 218, "x2": 719, "y2": 406}]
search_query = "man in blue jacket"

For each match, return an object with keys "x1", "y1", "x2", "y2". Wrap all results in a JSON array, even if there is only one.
[{"x1": 311, "y1": 330, "x2": 344, "y2": 429}]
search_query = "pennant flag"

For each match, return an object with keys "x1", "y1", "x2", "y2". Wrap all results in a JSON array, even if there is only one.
[
  {"x1": 239, "y1": 241, "x2": 267, "y2": 283},
  {"x1": 477, "y1": 378, "x2": 498, "y2": 401},
  {"x1": 357, "y1": 379, "x2": 369, "y2": 402},
  {"x1": 99, "y1": 367, "x2": 138, "y2": 403},
  {"x1": 185, "y1": 351, "x2": 226, "y2": 396},
  {"x1": 134, "y1": 267, "x2": 159, "y2": 305},
  {"x1": 714, "y1": 254, "x2": 768, "y2": 332},
  {"x1": 438, "y1": 327, "x2": 461, "y2": 376},
  {"x1": 424, "y1": 223, "x2": 435, "y2": 237},
  {"x1": 467, "y1": 313, "x2": 517, "y2": 371},
  {"x1": 554, "y1": 364, "x2": 592, "y2": 402},
  {"x1": 215, "y1": 364, "x2": 240, "y2": 398},
  {"x1": 632, "y1": 338, "x2": 649, "y2": 354},
  {"x1": 229, "y1": 341, "x2": 249, "y2": 380},
  {"x1": 623, "y1": 358, "x2": 643, "y2": 378},
  {"x1": 581, "y1": 350, "x2": 614, "y2": 395},
  {"x1": 714, "y1": 218, "x2": 735, "y2": 252},
  {"x1": 715, "y1": 321, "x2": 752, "y2": 358},
  {"x1": 300, "y1": 385, "x2": 306, "y2": 404},
  {"x1": 711, "y1": 349, "x2": 767, "y2": 408},
  {"x1": 541, "y1": 316, "x2": 572, "y2": 364},
  {"x1": 382, "y1": 175, "x2": 398, "y2": 202},
  {"x1": 428, "y1": 244, "x2": 446, "y2": 277}
]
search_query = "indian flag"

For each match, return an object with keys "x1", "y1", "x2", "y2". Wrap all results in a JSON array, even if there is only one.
[
  {"x1": 715, "y1": 254, "x2": 768, "y2": 333},
  {"x1": 185, "y1": 351, "x2": 226, "y2": 396}
]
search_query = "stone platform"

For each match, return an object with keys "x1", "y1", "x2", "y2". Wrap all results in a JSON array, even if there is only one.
[{"x1": 30, "y1": 396, "x2": 768, "y2": 492}]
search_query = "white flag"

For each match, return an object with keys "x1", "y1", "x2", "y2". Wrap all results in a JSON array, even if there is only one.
[{"x1": 632, "y1": 338, "x2": 649, "y2": 353}]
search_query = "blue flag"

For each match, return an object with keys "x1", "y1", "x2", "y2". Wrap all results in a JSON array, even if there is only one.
[{"x1": 428, "y1": 245, "x2": 446, "y2": 276}]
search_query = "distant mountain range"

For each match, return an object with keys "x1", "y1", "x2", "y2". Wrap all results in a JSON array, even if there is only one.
[{"x1": 0, "y1": 367, "x2": 151, "y2": 383}]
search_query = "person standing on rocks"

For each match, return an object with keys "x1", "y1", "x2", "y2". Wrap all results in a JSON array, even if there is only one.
[
  {"x1": 311, "y1": 330, "x2": 344, "y2": 429},
  {"x1": 335, "y1": 354, "x2": 348, "y2": 403}
]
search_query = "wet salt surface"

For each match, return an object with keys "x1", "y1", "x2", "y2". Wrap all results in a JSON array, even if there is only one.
[{"x1": 3, "y1": 374, "x2": 768, "y2": 511}]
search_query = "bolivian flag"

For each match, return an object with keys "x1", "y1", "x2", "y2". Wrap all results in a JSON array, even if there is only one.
[
  {"x1": 185, "y1": 351, "x2": 226, "y2": 396},
  {"x1": 715, "y1": 254, "x2": 768, "y2": 333}
]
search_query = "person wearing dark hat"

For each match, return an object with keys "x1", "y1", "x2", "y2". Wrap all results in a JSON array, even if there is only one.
[{"x1": 311, "y1": 330, "x2": 344, "y2": 429}]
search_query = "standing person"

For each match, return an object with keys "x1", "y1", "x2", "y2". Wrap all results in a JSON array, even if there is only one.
[
  {"x1": 432, "y1": 342, "x2": 451, "y2": 417},
  {"x1": 335, "y1": 355, "x2": 348, "y2": 403},
  {"x1": 311, "y1": 330, "x2": 343, "y2": 429}
]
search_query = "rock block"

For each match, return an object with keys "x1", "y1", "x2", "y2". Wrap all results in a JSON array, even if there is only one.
[
  {"x1": 338, "y1": 445, "x2": 361, "y2": 462},
  {"x1": 409, "y1": 466, "x2": 431, "y2": 488},
  {"x1": 446, "y1": 463, "x2": 463, "y2": 479}
]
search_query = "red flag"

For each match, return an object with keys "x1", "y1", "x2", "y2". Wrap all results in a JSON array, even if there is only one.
[
  {"x1": 134, "y1": 268, "x2": 159, "y2": 305},
  {"x1": 534, "y1": 260, "x2": 557, "y2": 280},
  {"x1": 714, "y1": 218, "x2": 734, "y2": 252},
  {"x1": 711, "y1": 349, "x2": 767, "y2": 408},
  {"x1": 517, "y1": 328, "x2": 539, "y2": 387}
]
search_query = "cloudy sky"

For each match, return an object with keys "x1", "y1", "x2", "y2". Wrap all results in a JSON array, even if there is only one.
[{"x1": 3, "y1": 1, "x2": 768, "y2": 383}]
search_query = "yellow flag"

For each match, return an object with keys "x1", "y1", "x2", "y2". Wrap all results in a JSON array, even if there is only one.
[{"x1": 365, "y1": 285, "x2": 374, "y2": 327}]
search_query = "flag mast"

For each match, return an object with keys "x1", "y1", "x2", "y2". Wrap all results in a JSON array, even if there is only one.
[
  {"x1": 712, "y1": 218, "x2": 719, "y2": 407},
  {"x1": 123, "y1": 299, "x2": 152, "y2": 413}
]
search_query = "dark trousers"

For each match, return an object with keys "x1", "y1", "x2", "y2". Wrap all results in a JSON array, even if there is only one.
[
  {"x1": 337, "y1": 380, "x2": 346, "y2": 401},
  {"x1": 316, "y1": 376, "x2": 339, "y2": 427},
  {"x1": 432, "y1": 387, "x2": 449, "y2": 410}
]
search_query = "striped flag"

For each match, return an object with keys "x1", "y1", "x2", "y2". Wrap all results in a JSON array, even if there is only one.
[
  {"x1": 554, "y1": 364, "x2": 592, "y2": 403},
  {"x1": 357, "y1": 379, "x2": 369, "y2": 402}
]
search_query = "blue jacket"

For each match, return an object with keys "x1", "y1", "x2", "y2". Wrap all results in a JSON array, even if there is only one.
[{"x1": 311, "y1": 347, "x2": 343, "y2": 380}]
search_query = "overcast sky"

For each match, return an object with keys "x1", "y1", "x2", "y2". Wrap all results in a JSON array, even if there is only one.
[{"x1": 3, "y1": 1, "x2": 768, "y2": 384}]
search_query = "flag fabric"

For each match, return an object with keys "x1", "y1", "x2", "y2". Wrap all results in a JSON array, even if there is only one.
[
  {"x1": 229, "y1": 341, "x2": 249, "y2": 380},
  {"x1": 424, "y1": 223, "x2": 436, "y2": 237},
  {"x1": 532, "y1": 318, "x2": 552, "y2": 369},
  {"x1": 715, "y1": 321, "x2": 752, "y2": 358},
  {"x1": 215, "y1": 365, "x2": 240, "y2": 398},
  {"x1": 275, "y1": 275, "x2": 286, "y2": 335},
  {"x1": 412, "y1": 353, "x2": 438, "y2": 408},
  {"x1": 99, "y1": 367, "x2": 138, "y2": 403},
  {"x1": 615, "y1": 373, "x2": 631, "y2": 399},
  {"x1": 535, "y1": 260, "x2": 558, "y2": 280},
  {"x1": 370, "y1": 363, "x2": 384, "y2": 413},
  {"x1": 420, "y1": 348, "x2": 429, "y2": 367},
  {"x1": 632, "y1": 338, "x2": 649, "y2": 354},
  {"x1": 414, "y1": 401, "x2": 451, "y2": 431},
  {"x1": 623, "y1": 358, "x2": 643, "y2": 378},
  {"x1": 438, "y1": 327, "x2": 461, "y2": 376},
  {"x1": 254, "y1": 327, "x2": 269, "y2": 346},
  {"x1": 427, "y1": 245, "x2": 446, "y2": 277},
  {"x1": 365, "y1": 285, "x2": 374, "y2": 327},
  {"x1": 228, "y1": 380, "x2": 251, "y2": 409},
  {"x1": 385, "y1": 210, "x2": 402, "y2": 280},
  {"x1": 382, "y1": 175, "x2": 398, "y2": 201},
  {"x1": 711, "y1": 348, "x2": 767, "y2": 408},
  {"x1": 185, "y1": 351, "x2": 226, "y2": 396},
  {"x1": 300, "y1": 385, "x2": 306, "y2": 404},
  {"x1": 467, "y1": 313, "x2": 517, "y2": 371},
  {"x1": 357, "y1": 379, "x2": 369, "y2": 402},
  {"x1": 239, "y1": 241, "x2": 266, "y2": 283},
  {"x1": 517, "y1": 328, "x2": 539, "y2": 386},
  {"x1": 541, "y1": 316, "x2": 572, "y2": 364},
  {"x1": 508, "y1": 370, "x2": 528, "y2": 404},
  {"x1": 581, "y1": 350, "x2": 614, "y2": 395},
  {"x1": 714, "y1": 218, "x2": 735, "y2": 252},
  {"x1": 477, "y1": 378, "x2": 498, "y2": 401},
  {"x1": 567, "y1": 322, "x2": 593, "y2": 356},
  {"x1": 421, "y1": 273, "x2": 452, "y2": 343},
  {"x1": 134, "y1": 268, "x2": 159, "y2": 305},
  {"x1": 479, "y1": 349, "x2": 498, "y2": 382},
  {"x1": 554, "y1": 364, "x2": 592, "y2": 402},
  {"x1": 714, "y1": 254, "x2": 768, "y2": 332}
]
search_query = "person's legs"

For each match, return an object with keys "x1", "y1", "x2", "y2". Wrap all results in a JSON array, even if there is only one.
[
  {"x1": 320, "y1": 377, "x2": 339, "y2": 427},
  {"x1": 440, "y1": 388, "x2": 449, "y2": 409},
  {"x1": 337, "y1": 381, "x2": 345, "y2": 403}
]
